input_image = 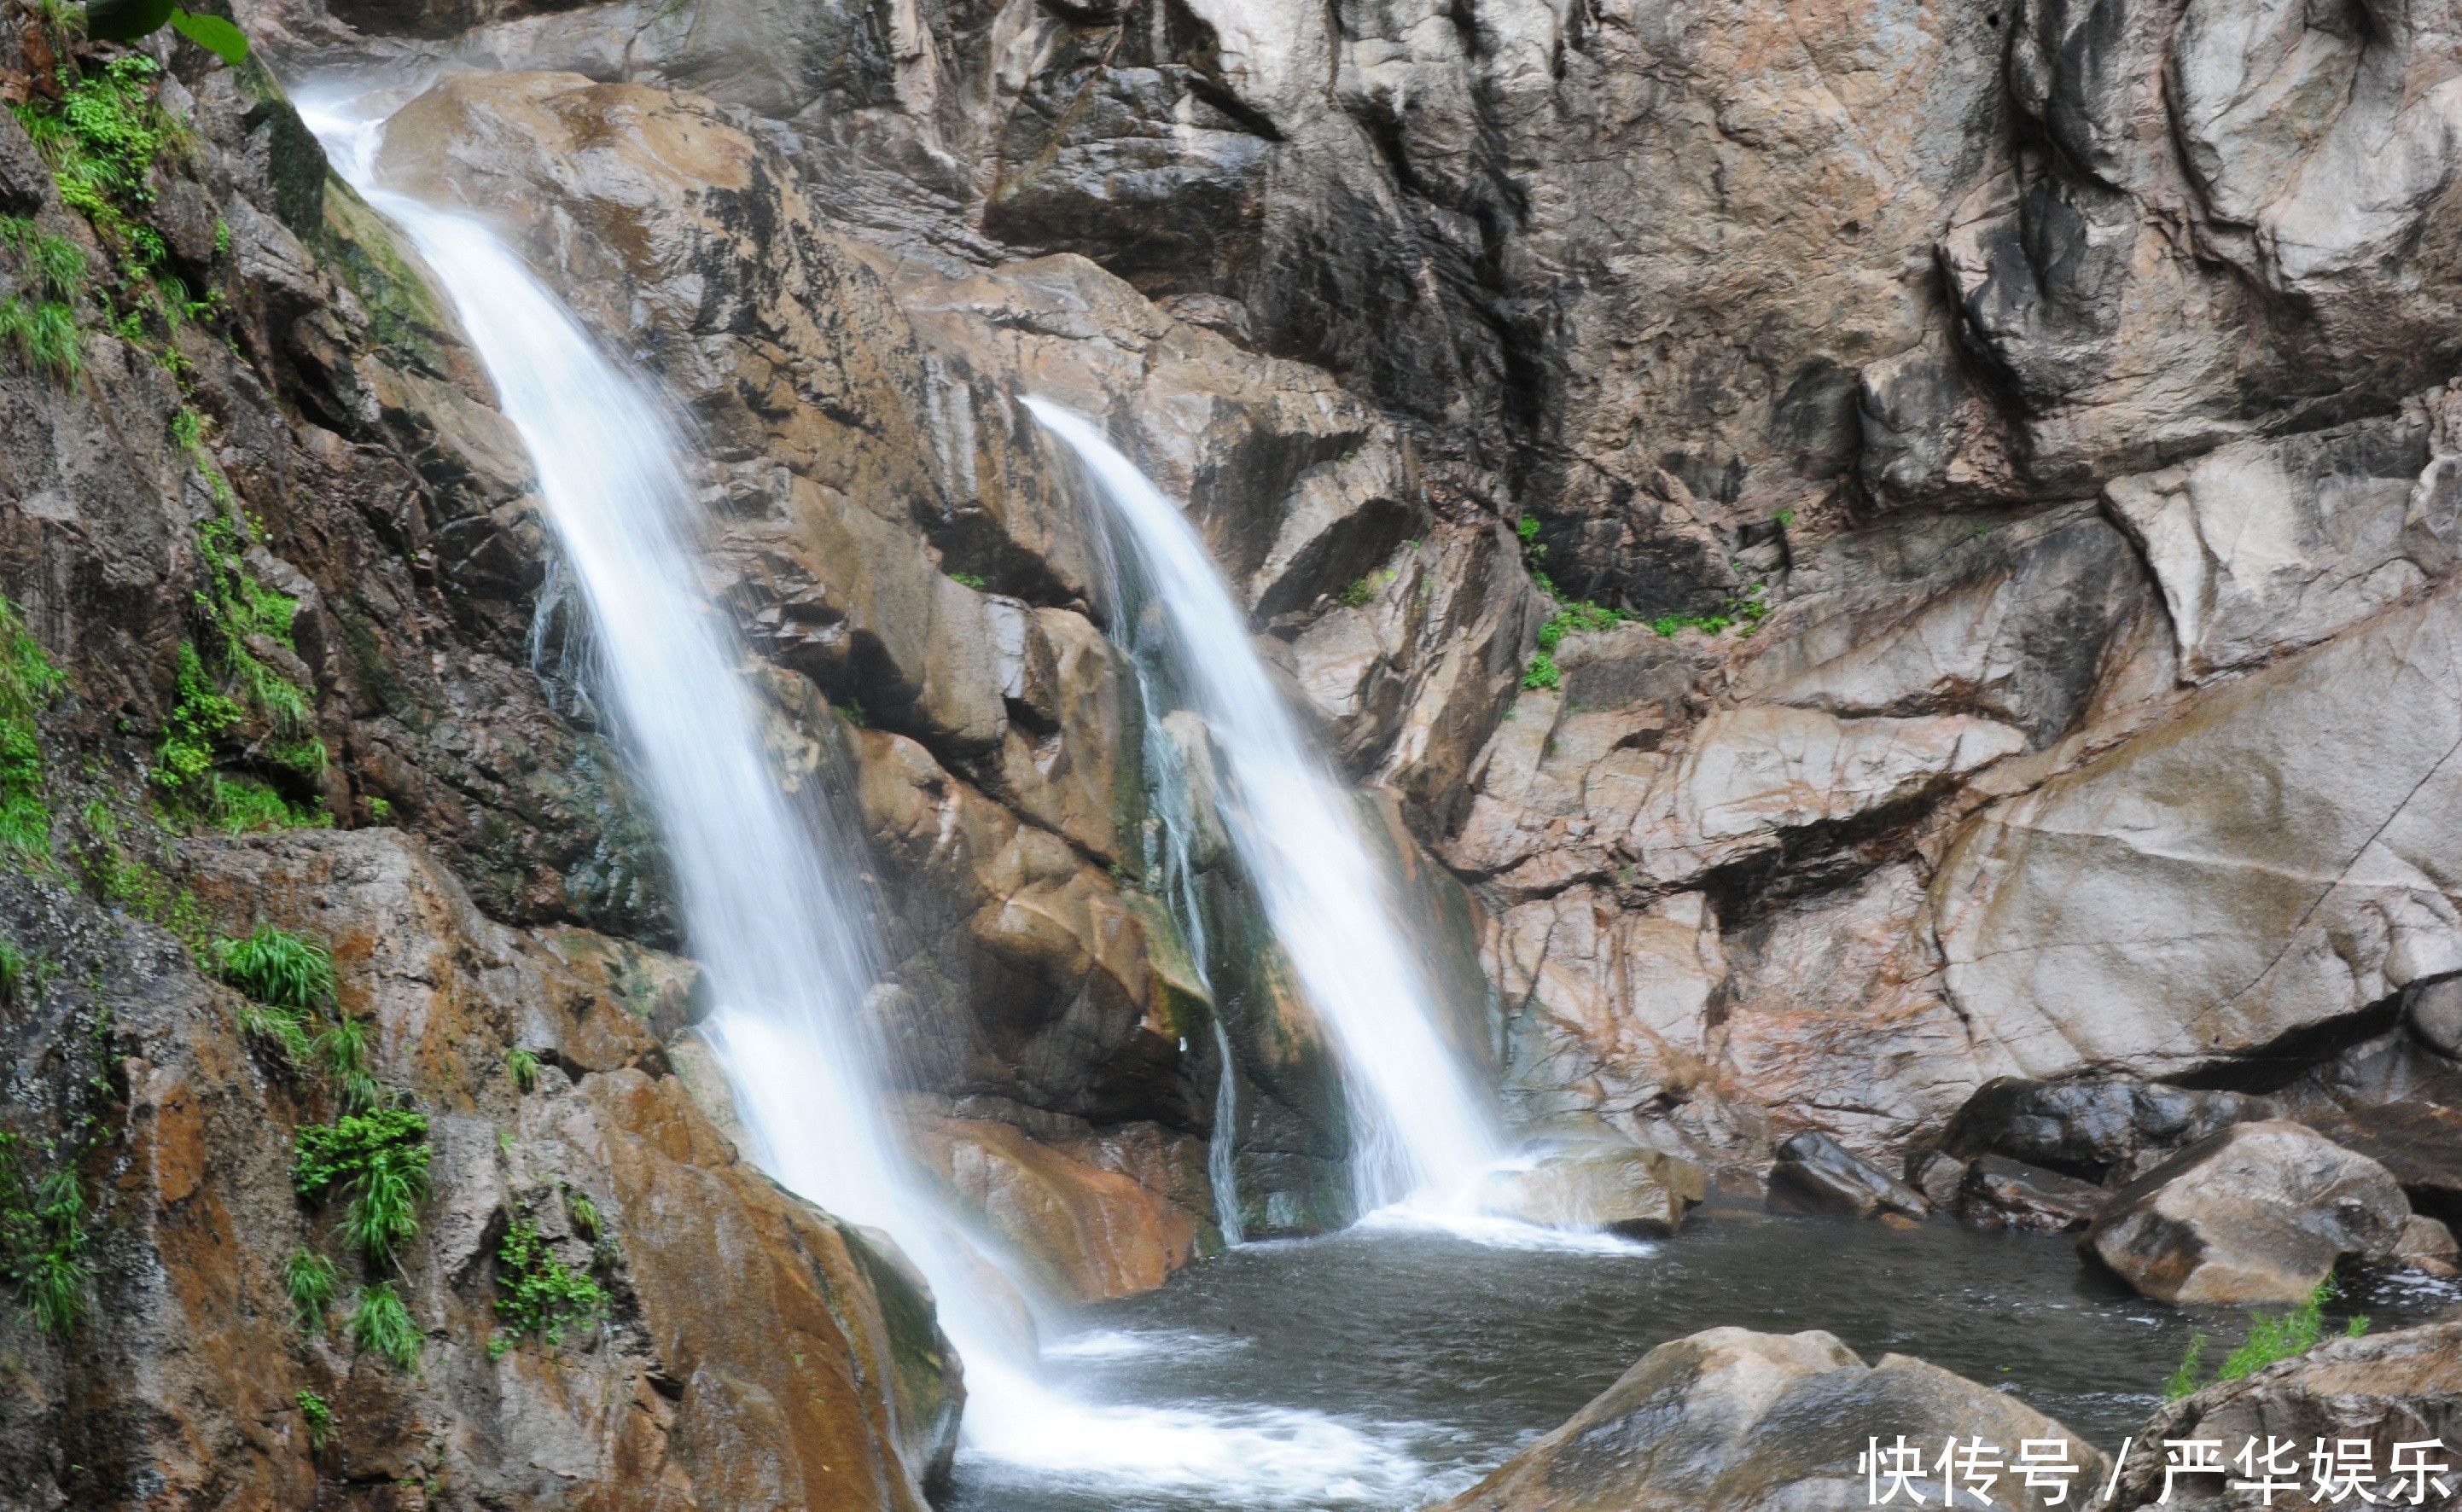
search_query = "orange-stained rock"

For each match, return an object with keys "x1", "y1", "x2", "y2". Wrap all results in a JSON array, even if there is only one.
[
  {"x1": 908, "y1": 1111, "x2": 1206, "y2": 1302},
  {"x1": 0, "y1": 831, "x2": 957, "y2": 1509}
]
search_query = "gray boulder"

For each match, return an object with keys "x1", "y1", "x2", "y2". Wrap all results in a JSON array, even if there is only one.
[
  {"x1": 1441, "y1": 1327, "x2": 2106, "y2": 1512},
  {"x1": 1943, "y1": 1075, "x2": 2268, "y2": 1182},
  {"x1": 1766, "y1": 1131, "x2": 1930, "y2": 1221},
  {"x1": 2087, "y1": 1121, "x2": 2411, "y2": 1304},
  {"x1": 2416, "y1": 977, "x2": 2462, "y2": 1059}
]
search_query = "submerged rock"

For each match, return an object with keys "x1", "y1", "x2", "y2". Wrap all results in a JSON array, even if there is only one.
[
  {"x1": 1766, "y1": 1131, "x2": 1930, "y2": 1220},
  {"x1": 2087, "y1": 1121, "x2": 2411, "y2": 1303},
  {"x1": 1441, "y1": 1327, "x2": 2107, "y2": 1512},
  {"x1": 1475, "y1": 1143, "x2": 1709, "y2": 1238}
]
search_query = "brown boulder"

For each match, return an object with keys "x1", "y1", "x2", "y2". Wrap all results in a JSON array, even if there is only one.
[
  {"x1": 2087, "y1": 1121, "x2": 2411, "y2": 1304},
  {"x1": 907, "y1": 1112, "x2": 1207, "y2": 1302}
]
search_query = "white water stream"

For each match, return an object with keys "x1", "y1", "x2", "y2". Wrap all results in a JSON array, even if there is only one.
[
  {"x1": 302, "y1": 89, "x2": 1432, "y2": 1507},
  {"x1": 1025, "y1": 400, "x2": 1501, "y2": 1212}
]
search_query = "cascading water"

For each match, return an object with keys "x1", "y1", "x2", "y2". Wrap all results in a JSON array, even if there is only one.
[
  {"x1": 303, "y1": 87, "x2": 1430, "y2": 1508},
  {"x1": 1026, "y1": 399, "x2": 1500, "y2": 1212}
]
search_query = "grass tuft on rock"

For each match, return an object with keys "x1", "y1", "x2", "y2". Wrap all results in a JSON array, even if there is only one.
[
  {"x1": 0, "y1": 1140, "x2": 92, "y2": 1337},
  {"x1": 348, "y1": 1280, "x2": 420, "y2": 1370},
  {"x1": 0, "y1": 596, "x2": 66, "y2": 862},
  {"x1": 284, "y1": 1247, "x2": 337, "y2": 1333},
  {"x1": 2163, "y1": 1278, "x2": 2366, "y2": 1399},
  {"x1": 211, "y1": 924, "x2": 335, "y2": 1015}
]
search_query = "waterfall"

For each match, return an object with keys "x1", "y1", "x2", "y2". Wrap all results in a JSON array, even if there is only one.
[
  {"x1": 302, "y1": 89, "x2": 1429, "y2": 1507},
  {"x1": 1026, "y1": 399, "x2": 1499, "y2": 1212}
]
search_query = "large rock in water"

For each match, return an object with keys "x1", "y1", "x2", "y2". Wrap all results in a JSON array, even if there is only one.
[
  {"x1": 1766, "y1": 1131, "x2": 1930, "y2": 1220},
  {"x1": 1441, "y1": 1328, "x2": 2107, "y2": 1512},
  {"x1": 2087, "y1": 1121, "x2": 2411, "y2": 1303},
  {"x1": 2103, "y1": 1323, "x2": 2462, "y2": 1511},
  {"x1": 1476, "y1": 1143, "x2": 1709, "y2": 1238}
]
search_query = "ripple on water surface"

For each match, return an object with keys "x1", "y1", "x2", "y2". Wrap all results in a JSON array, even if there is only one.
[{"x1": 945, "y1": 1200, "x2": 2459, "y2": 1512}]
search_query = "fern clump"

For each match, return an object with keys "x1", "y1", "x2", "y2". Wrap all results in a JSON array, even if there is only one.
[
  {"x1": 294, "y1": 1388, "x2": 334, "y2": 1450},
  {"x1": 294, "y1": 1108, "x2": 430, "y2": 1269},
  {"x1": 490, "y1": 1218, "x2": 608, "y2": 1356}
]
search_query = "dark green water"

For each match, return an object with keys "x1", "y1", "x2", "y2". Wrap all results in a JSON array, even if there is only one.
[{"x1": 942, "y1": 1201, "x2": 2456, "y2": 1511}]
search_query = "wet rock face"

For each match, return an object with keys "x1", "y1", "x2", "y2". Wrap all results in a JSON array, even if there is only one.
[
  {"x1": 0, "y1": 52, "x2": 672, "y2": 944},
  {"x1": 2087, "y1": 1120, "x2": 2412, "y2": 1304},
  {"x1": 0, "y1": 833, "x2": 956, "y2": 1509},
  {"x1": 1440, "y1": 1327, "x2": 2107, "y2": 1512}
]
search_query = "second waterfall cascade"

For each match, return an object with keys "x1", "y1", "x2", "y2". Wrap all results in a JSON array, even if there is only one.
[
  {"x1": 1026, "y1": 398, "x2": 1502, "y2": 1215},
  {"x1": 300, "y1": 86, "x2": 1436, "y2": 1509}
]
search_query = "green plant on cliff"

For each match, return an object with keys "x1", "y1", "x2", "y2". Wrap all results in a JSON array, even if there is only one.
[
  {"x1": 316, "y1": 1015, "x2": 381, "y2": 1114},
  {"x1": 0, "y1": 1143, "x2": 92, "y2": 1336},
  {"x1": 1519, "y1": 651, "x2": 1561, "y2": 691},
  {"x1": 1649, "y1": 581, "x2": 1771, "y2": 640},
  {"x1": 347, "y1": 1281, "x2": 420, "y2": 1370},
  {"x1": 503, "y1": 1046, "x2": 540, "y2": 1093},
  {"x1": 76, "y1": 800, "x2": 212, "y2": 953},
  {"x1": 294, "y1": 1108, "x2": 430, "y2": 1270},
  {"x1": 0, "y1": 596, "x2": 67, "y2": 862},
  {"x1": 153, "y1": 514, "x2": 326, "y2": 827},
  {"x1": 0, "y1": 214, "x2": 90, "y2": 384},
  {"x1": 9, "y1": 57, "x2": 180, "y2": 286},
  {"x1": 488, "y1": 1217, "x2": 608, "y2": 1357},
  {"x1": 294, "y1": 1388, "x2": 333, "y2": 1451},
  {"x1": 1538, "y1": 599, "x2": 1630, "y2": 653},
  {"x1": 0, "y1": 294, "x2": 83, "y2": 382},
  {"x1": 284, "y1": 1247, "x2": 337, "y2": 1333}
]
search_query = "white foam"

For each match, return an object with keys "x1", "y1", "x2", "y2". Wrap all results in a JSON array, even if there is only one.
[{"x1": 961, "y1": 1357, "x2": 1429, "y2": 1507}]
